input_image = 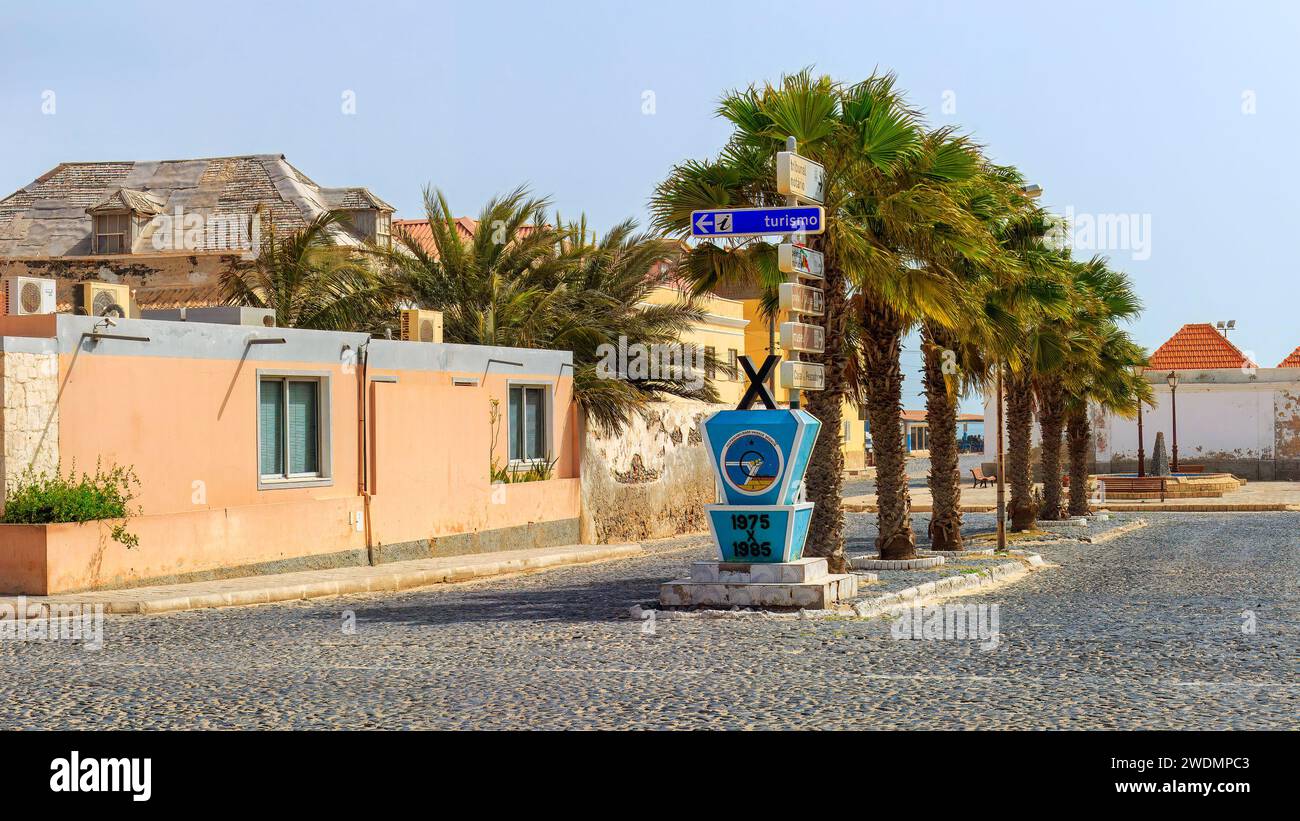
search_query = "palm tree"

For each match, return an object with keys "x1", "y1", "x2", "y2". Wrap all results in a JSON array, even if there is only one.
[
  {"x1": 918, "y1": 164, "x2": 1042, "y2": 549},
  {"x1": 383, "y1": 186, "x2": 725, "y2": 434},
  {"x1": 1065, "y1": 327, "x2": 1150, "y2": 515},
  {"x1": 222, "y1": 211, "x2": 396, "y2": 331}
]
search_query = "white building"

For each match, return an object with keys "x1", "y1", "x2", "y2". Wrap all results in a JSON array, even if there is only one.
[{"x1": 983, "y1": 323, "x2": 1300, "y2": 480}]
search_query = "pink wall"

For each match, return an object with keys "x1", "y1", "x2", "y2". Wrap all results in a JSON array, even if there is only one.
[{"x1": 0, "y1": 316, "x2": 582, "y2": 593}]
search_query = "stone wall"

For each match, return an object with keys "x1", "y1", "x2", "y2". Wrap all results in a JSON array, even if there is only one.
[
  {"x1": 580, "y1": 400, "x2": 724, "y2": 544},
  {"x1": 0, "y1": 350, "x2": 60, "y2": 509}
]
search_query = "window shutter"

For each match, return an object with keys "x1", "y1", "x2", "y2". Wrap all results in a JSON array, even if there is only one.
[
  {"x1": 508, "y1": 386, "x2": 523, "y2": 461},
  {"x1": 525, "y1": 387, "x2": 545, "y2": 460},
  {"x1": 259, "y1": 379, "x2": 285, "y2": 476},
  {"x1": 287, "y1": 381, "x2": 319, "y2": 475}
]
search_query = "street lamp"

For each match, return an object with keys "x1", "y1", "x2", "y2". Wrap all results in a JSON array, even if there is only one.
[
  {"x1": 1166, "y1": 371, "x2": 1180, "y2": 473},
  {"x1": 1132, "y1": 364, "x2": 1146, "y2": 477}
]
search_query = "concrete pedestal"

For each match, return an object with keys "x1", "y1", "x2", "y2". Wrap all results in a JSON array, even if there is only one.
[{"x1": 659, "y1": 557, "x2": 858, "y2": 609}]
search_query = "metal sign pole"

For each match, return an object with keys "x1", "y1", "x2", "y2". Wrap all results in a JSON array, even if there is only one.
[{"x1": 785, "y1": 136, "x2": 800, "y2": 410}]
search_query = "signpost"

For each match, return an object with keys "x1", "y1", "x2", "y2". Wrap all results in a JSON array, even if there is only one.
[
  {"x1": 779, "y1": 321, "x2": 825, "y2": 354},
  {"x1": 780, "y1": 361, "x2": 825, "y2": 392},
  {"x1": 778, "y1": 243, "x2": 824, "y2": 279},
  {"x1": 658, "y1": 139, "x2": 857, "y2": 609},
  {"x1": 776, "y1": 152, "x2": 826, "y2": 203},
  {"x1": 690, "y1": 206, "x2": 825, "y2": 239},
  {"x1": 778, "y1": 282, "x2": 824, "y2": 316}
]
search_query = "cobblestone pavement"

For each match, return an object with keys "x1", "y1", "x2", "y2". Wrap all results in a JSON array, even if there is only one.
[{"x1": 1, "y1": 514, "x2": 1295, "y2": 729}]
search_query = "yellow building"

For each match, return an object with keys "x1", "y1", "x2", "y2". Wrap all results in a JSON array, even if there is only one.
[{"x1": 641, "y1": 285, "x2": 749, "y2": 406}]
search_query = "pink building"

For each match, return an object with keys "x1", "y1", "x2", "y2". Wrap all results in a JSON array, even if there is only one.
[{"x1": 0, "y1": 312, "x2": 580, "y2": 594}]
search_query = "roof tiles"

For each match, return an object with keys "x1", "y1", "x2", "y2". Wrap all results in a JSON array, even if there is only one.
[{"x1": 1146, "y1": 323, "x2": 1257, "y2": 371}]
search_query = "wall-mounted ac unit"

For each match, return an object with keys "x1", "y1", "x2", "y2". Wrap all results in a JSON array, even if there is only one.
[
  {"x1": 2, "y1": 276, "x2": 57, "y2": 316},
  {"x1": 73, "y1": 282, "x2": 132, "y2": 317},
  {"x1": 399, "y1": 308, "x2": 443, "y2": 343}
]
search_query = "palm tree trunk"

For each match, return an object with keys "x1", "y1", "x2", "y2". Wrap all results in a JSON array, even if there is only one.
[
  {"x1": 1067, "y1": 407, "x2": 1091, "y2": 516},
  {"x1": 862, "y1": 298, "x2": 915, "y2": 560},
  {"x1": 802, "y1": 246, "x2": 848, "y2": 573},
  {"x1": 1005, "y1": 370, "x2": 1037, "y2": 531},
  {"x1": 921, "y1": 323, "x2": 962, "y2": 550},
  {"x1": 1036, "y1": 380, "x2": 1067, "y2": 520}
]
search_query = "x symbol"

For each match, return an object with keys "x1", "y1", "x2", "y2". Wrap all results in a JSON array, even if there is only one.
[{"x1": 737, "y1": 355, "x2": 779, "y2": 410}]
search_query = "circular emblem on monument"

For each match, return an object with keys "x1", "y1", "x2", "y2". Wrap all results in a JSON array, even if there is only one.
[{"x1": 720, "y1": 429, "x2": 784, "y2": 495}]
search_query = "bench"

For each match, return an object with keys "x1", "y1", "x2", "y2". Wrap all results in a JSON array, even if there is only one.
[
  {"x1": 970, "y1": 467, "x2": 993, "y2": 488},
  {"x1": 1177, "y1": 464, "x2": 1204, "y2": 474},
  {"x1": 1098, "y1": 476, "x2": 1167, "y2": 501}
]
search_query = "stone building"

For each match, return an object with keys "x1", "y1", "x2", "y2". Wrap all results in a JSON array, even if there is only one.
[{"x1": 0, "y1": 154, "x2": 393, "y2": 310}]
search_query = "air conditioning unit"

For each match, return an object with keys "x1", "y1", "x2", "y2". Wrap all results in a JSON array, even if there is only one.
[
  {"x1": 73, "y1": 282, "x2": 132, "y2": 317},
  {"x1": 399, "y1": 308, "x2": 443, "y2": 343},
  {"x1": 2, "y1": 276, "x2": 57, "y2": 316}
]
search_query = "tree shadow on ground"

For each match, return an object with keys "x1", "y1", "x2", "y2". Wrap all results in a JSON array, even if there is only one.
[{"x1": 301, "y1": 570, "x2": 675, "y2": 629}]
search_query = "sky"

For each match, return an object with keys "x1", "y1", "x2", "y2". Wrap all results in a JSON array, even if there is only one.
[{"x1": 4, "y1": 0, "x2": 1299, "y2": 414}]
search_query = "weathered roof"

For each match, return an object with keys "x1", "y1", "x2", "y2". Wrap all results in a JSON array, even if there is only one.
[
  {"x1": 1146, "y1": 323, "x2": 1258, "y2": 370},
  {"x1": 0, "y1": 154, "x2": 392, "y2": 257},
  {"x1": 1278, "y1": 346, "x2": 1300, "y2": 368}
]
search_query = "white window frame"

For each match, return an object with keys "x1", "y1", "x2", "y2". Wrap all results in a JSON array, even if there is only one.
[
  {"x1": 94, "y1": 211, "x2": 130, "y2": 254},
  {"x1": 256, "y1": 369, "x2": 333, "y2": 490},
  {"x1": 506, "y1": 381, "x2": 553, "y2": 466}
]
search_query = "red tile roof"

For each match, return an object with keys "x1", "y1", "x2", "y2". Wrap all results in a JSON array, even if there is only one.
[
  {"x1": 1278, "y1": 346, "x2": 1300, "y2": 368},
  {"x1": 1146, "y1": 323, "x2": 1257, "y2": 371}
]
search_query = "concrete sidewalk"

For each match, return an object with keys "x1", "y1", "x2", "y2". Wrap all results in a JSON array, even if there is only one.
[{"x1": 2, "y1": 542, "x2": 642, "y2": 616}]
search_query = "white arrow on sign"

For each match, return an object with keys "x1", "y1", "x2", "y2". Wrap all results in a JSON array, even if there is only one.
[{"x1": 694, "y1": 213, "x2": 712, "y2": 233}]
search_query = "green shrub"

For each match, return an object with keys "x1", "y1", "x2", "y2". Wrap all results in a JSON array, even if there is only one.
[{"x1": 2, "y1": 460, "x2": 142, "y2": 548}]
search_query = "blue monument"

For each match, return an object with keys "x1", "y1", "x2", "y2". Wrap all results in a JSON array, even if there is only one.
[{"x1": 702, "y1": 406, "x2": 821, "y2": 563}]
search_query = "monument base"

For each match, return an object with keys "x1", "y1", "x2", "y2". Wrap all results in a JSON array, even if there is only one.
[{"x1": 658, "y1": 557, "x2": 858, "y2": 609}]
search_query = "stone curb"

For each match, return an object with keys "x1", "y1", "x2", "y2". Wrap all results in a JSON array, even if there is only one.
[
  {"x1": 851, "y1": 558, "x2": 1035, "y2": 618},
  {"x1": 850, "y1": 555, "x2": 945, "y2": 570},
  {"x1": 11, "y1": 544, "x2": 644, "y2": 617}
]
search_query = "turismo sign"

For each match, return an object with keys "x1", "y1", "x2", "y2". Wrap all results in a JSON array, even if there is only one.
[{"x1": 691, "y1": 206, "x2": 825, "y2": 239}]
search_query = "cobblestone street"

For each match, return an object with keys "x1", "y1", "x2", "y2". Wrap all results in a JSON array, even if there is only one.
[{"x1": 1, "y1": 512, "x2": 1295, "y2": 730}]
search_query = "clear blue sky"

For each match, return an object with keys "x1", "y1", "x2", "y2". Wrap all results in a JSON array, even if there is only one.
[{"x1": 4, "y1": 0, "x2": 1298, "y2": 413}]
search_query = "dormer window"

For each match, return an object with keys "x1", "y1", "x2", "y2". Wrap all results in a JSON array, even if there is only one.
[
  {"x1": 85, "y1": 188, "x2": 165, "y2": 256},
  {"x1": 342, "y1": 208, "x2": 393, "y2": 247},
  {"x1": 93, "y1": 212, "x2": 129, "y2": 254}
]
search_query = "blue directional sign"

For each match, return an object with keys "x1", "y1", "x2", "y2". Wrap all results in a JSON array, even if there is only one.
[{"x1": 691, "y1": 206, "x2": 826, "y2": 239}]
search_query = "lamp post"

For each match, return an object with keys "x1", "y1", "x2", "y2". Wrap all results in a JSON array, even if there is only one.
[
  {"x1": 1166, "y1": 370, "x2": 1180, "y2": 472},
  {"x1": 995, "y1": 362, "x2": 1006, "y2": 551},
  {"x1": 1132, "y1": 364, "x2": 1146, "y2": 477}
]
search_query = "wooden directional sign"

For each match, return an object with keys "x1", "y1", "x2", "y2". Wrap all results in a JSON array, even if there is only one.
[
  {"x1": 778, "y1": 243, "x2": 824, "y2": 278},
  {"x1": 780, "y1": 360, "x2": 825, "y2": 391},
  {"x1": 776, "y1": 152, "x2": 825, "y2": 204},
  {"x1": 779, "y1": 282, "x2": 824, "y2": 317},
  {"x1": 691, "y1": 206, "x2": 825, "y2": 239},
  {"x1": 780, "y1": 321, "x2": 825, "y2": 354}
]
